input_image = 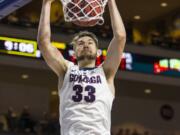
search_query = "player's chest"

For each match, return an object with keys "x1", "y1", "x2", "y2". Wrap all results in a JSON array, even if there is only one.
[{"x1": 69, "y1": 69, "x2": 102, "y2": 84}]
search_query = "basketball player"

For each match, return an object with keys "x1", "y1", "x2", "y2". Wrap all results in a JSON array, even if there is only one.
[{"x1": 37, "y1": 0, "x2": 126, "y2": 134}]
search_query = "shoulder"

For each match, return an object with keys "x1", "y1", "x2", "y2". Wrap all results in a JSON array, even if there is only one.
[
  {"x1": 66, "y1": 60, "x2": 75, "y2": 68},
  {"x1": 58, "y1": 61, "x2": 74, "y2": 78}
]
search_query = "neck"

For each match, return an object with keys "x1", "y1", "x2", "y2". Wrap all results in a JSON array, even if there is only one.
[{"x1": 78, "y1": 59, "x2": 96, "y2": 68}]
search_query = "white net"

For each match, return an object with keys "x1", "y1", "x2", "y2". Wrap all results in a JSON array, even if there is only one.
[{"x1": 60, "y1": 0, "x2": 108, "y2": 25}]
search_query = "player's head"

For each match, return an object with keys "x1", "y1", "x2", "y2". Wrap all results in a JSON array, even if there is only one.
[{"x1": 71, "y1": 31, "x2": 99, "y2": 62}]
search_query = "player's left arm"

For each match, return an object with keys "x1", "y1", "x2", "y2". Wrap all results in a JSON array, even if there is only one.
[{"x1": 103, "y1": 0, "x2": 126, "y2": 81}]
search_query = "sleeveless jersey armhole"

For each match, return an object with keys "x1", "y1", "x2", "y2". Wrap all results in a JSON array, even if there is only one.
[
  {"x1": 99, "y1": 65, "x2": 115, "y2": 99},
  {"x1": 58, "y1": 62, "x2": 74, "y2": 94}
]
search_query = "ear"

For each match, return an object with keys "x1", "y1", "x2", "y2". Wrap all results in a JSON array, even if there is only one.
[{"x1": 97, "y1": 49, "x2": 102, "y2": 57}]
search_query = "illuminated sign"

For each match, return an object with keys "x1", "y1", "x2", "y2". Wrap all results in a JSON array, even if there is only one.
[
  {"x1": 1, "y1": 36, "x2": 180, "y2": 78},
  {"x1": 52, "y1": 42, "x2": 66, "y2": 50},
  {"x1": 154, "y1": 59, "x2": 180, "y2": 73},
  {"x1": 126, "y1": 54, "x2": 180, "y2": 78},
  {"x1": 0, "y1": 36, "x2": 38, "y2": 57},
  {"x1": 0, "y1": 36, "x2": 66, "y2": 58}
]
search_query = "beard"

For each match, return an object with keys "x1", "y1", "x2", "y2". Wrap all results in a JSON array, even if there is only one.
[{"x1": 76, "y1": 53, "x2": 96, "y2": 62}]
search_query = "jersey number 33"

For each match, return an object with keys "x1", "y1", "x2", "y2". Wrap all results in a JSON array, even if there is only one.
[{"x1": 72, "y1": 85, "x2": 96, "y2": 103}]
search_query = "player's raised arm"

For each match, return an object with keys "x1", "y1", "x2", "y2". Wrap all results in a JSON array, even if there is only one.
[
  {"x1": 37, "y1": 0, "x2": 69, "y2": 76},
  {"x1": 102, "y1": 0, "x2": 126, "y2": 80}
]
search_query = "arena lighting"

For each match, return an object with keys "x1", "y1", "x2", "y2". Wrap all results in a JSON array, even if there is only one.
[
  {"x1": 144, "y1": 89, "x2": 152, "y2": 94},
  {"x1": 51, "y1": 91, "x2": 58, "y2": 96},
  {"x1": 161, "y1": 2, "x2": 168, "y2": 7},
  {"x1": 134, "y1": 15, "x2": 141, "y2": 20},
  {"x1": 21, "y1": 74, "x2": 29, "y2": 79}
]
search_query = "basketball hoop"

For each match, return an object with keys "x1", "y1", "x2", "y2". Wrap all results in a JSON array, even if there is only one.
[{"x1": 60, "y1": 0, "x2": 108, "y2": 27}]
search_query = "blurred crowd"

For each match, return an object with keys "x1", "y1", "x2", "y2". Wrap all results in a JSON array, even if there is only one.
[
  {"x1": 0, "y1": 107, "x2": 151, "y2": 135},
  {"x1": 0, "y1": 107, "x2": 60, "y2": 135},
  {"x1": 0, "y1": 107, "x2": 178, "y2": 135},
  {"x1": 2, "y1": 11, "x2": 179, "y2": 51},
  {"x1": 0, "y1": 11, "x2": 114, "y2": 40},
  {"x1": 150, "y1": 31, "x2": 180, "y2": 50}
]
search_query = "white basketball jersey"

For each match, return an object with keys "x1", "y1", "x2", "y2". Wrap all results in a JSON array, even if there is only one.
[{"x1": 58, "y1": 62, "x2": 114, "y2": 135}]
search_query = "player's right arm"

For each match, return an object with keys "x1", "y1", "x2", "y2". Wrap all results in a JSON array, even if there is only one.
[{"x1": 37, "y1": 0, "x2": 69, "y2": 76}]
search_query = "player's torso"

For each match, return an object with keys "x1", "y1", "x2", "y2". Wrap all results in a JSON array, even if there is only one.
[{"x1": 58, "y1": 63, "x2": 114, "y2": 135}]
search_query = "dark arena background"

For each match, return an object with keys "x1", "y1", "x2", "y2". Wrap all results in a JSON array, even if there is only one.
[{"x1": 0, "y1": 0, "x2": 180, "y2": 135}]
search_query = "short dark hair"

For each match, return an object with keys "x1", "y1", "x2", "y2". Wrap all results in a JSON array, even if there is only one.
[{"x1": 71, "y1": 31, "x2": 99, "y2": 48}]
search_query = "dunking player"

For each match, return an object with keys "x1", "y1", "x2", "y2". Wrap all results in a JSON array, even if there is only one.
[{"x1": 37, "y1": 0, "x2": 126, "y2": 134}]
